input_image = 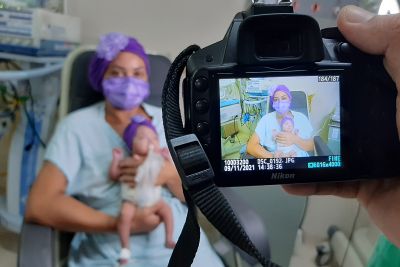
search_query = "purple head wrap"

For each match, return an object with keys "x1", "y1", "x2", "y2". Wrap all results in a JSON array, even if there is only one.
[
  {"x1": 269, "y1": 85, "x2": 292, "y2": 107},
  {"x1": 88, "y1": 32, "x2": 150, "y2": 93},
  {"x1": 123, "y1": 115, "x2": 157, "y2": 151}
]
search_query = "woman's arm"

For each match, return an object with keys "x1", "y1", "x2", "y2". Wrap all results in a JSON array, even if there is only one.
[
  {"x1": 157, "y1": 159, "x2": 185, "y2": 202},
  {"x1": 293, "y1": 135, "x2": 314, "y2": 151},
  {"x1": 246, "y1": 133, "x2": 275, "y2": 158},
  {"x1": 276, "y1": 132, "x2": 314, "y2": 152},
  {"x1": 25, "y1": 161, "x2": 160, "y2": 233}
]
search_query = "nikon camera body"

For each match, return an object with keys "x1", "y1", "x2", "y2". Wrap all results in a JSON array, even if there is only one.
[{"x1": 178, "y1": 4, "x2": 400, "y2": 187}]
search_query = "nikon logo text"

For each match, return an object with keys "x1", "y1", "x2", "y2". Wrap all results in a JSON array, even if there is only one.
[{"x1": 271, "y1": 173, "x2": 295, "y2": 179}]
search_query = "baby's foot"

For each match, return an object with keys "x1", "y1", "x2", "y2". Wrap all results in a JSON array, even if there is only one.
[
  {"x1": 165, "y1": 239, "x2": 176, "y2": 249},
  {"x1": 110, "y1": 148, "x2": 123, "y2": 180},
  {"x1": 118, "y1": 248, "x2": 131, "y2": 265}
]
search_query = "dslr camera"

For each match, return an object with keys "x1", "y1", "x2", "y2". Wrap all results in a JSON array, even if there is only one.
[{"x1": 164, "y1": 2, "x2": 400, "y2": 187}]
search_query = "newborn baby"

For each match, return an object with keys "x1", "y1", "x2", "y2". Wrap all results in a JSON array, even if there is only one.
[
  {"x1": 273, "y1": 116, "x2": 299, "y2": 157},
  {"x1": 109, "y1": 115, "x2": 175, "y2": 265}
]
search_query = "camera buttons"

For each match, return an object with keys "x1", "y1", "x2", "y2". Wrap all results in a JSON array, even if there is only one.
[
  {"x1": 196, "y1": 122, "x2": 209, "y2": 135},
  {"x1": 194, "y1": 76, "x2": 208, "y2": 91},
  {"x1": 195, "y1": 99, "x2": 209, "y2": 113},
  {"x1": 335, "y1": 42, "x2": 351, "y2": 61}
]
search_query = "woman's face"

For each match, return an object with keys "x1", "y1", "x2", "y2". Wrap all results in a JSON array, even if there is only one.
[
  {"x1": 103, "y1": 52, "x2": 148, "y2": 81},
  {"x1": 272, "y1": 90, "x2": 292, "y2": 115},
  {"x1": 273, "y1": 90, "x2": 290, "y2": 103}
]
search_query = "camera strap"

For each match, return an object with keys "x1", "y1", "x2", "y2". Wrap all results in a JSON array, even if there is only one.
[{"x1": 162, "y1": 45, "x2": 281, "y2": 267}]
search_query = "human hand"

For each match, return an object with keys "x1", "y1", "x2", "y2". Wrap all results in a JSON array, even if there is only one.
[
  {"x1": 276, "y1": 131, "x2": 297, "y2": 146},
  {"x1": 130, "y1": 205, "x2": 161, "y2": 233},
  {"x1": 109, "y1": 148, "x2": 123, "y2": 181},
  {"x1": 118, "y1": 154, "x2": 146, "y2": 187},
  {"x1": 337, "y1": 5, "x2": 400, "y2": 137},
  {"x1": 272, "y1": 129, "x2": 278, "y2": 140},
  {"x1": 283, "y1": 5, "x2": 400, "y2": 247},
  {"x1": 283, "y1": 179, "x2": 400, "y2": 247}
]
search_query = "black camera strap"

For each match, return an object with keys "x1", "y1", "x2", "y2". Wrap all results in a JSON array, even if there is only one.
[{"x1": 162, "y1": 45, "x2": 281, "y2": 267}]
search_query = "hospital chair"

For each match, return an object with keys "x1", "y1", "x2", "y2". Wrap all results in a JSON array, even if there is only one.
[
  {"x1": 18, "y1": 46, "x2": 272, "y2": 267},
  {"x1": 240, "y1": 90, "x2": 332, "y2": 158}
]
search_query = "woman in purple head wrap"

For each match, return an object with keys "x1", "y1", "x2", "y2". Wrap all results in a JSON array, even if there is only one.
[
  {"x1": 88, "y1": 32, "x2": 150, "y2": 96},
  {"x1": 26, "y1": 32, "x2": 224, "y2": 267},
  {"x1": 247, "y1": 84, "x2": 314, "y2": 158}
]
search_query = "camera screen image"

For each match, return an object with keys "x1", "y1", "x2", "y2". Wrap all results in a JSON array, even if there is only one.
[{"x1": 219, "y1": 75, "x2": 342, "y2": 172}]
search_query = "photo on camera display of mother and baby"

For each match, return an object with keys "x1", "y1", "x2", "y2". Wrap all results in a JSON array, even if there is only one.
[{"x1": 219, "y1": 75, "x2": 341, "y2": 163}]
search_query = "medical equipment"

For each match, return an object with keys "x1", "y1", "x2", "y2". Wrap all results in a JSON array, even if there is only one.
[
  {"x1": 0, "y1": 110, "x2": 14, "y2": 140},
  {"x1": 220, "y1": 99, "x2": 241, "y2": 124},
  {"x1": 0, "y1": 52, "x2": 63, "y2": 232},
  {"x1": 0, "y1": 7, "x2": 80, "y2": 56}
]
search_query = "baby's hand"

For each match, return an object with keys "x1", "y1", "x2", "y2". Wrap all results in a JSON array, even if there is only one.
[{"x1": 109, "y1": 148, "x2": 124, "y2": 181}]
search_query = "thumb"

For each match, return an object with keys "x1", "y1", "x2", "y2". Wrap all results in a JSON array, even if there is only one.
[
  {"x1": 338, "y1": 5, "x2": 400, "y2": 138},
  {"x1": 337, "y1": 5, "x2": 388, "y2": 54},
  {"x1": 337, "y1": 5, "x2": 400, "y2": 83}
]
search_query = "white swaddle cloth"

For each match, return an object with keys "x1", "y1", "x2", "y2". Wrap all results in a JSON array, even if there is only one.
[
  {"x1": 276, "y1": 143, "x2": 297, "y2": 154},
  {"x1": 121, "y1": 147, "x2": 164, "y2": 207}
]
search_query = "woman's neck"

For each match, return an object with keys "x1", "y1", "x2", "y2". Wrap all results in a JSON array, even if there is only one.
[
  {"x1": 276, "y1": 111, "x2": 292, "y2": 120},
  {"x1": 105, "y1": 102, "x2": 142, "y2": 125}
]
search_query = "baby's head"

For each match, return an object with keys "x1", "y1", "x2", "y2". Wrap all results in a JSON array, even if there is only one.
[
  {"x1": 281, "y1": 116, "x2": 294, "y2": 133},
  {"x1": 134, "y1": 125, "x2": 159, "y2": 154},
  {"x1": 123, "y1": 115, "x2": 159, "y2": 155}
]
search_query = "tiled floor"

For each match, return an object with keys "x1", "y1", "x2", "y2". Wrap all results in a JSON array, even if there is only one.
[{"x1": 0, "y1": 226, "x2": 18, "y2": 267}]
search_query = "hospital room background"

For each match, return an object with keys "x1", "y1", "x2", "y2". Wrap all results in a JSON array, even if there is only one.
[
  {"x1": 0, "y1": 0, "x2": 397, "y2": 267},
  {"x1": 220, "y1": 76, "x2": 340, "y2": 159}
]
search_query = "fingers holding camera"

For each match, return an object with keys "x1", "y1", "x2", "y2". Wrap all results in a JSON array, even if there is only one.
[
  {"x1": 338, "y1": 5, "x2": 400, "y2": 137},
  {"x1": 282, "y1": 181, "x2": 362, "y2": 198},
  {"x1": 283, "y1": 179, "x2": 400, "y2": 247}
]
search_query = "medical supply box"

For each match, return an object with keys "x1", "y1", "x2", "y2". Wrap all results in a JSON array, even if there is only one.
[{"x1": 0, "y1": 8, "x2": 80, "y2": 56}]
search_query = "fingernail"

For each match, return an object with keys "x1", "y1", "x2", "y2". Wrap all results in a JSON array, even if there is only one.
[{"x1": 343, "y1": 5, "x2": 374, "y2": 23}]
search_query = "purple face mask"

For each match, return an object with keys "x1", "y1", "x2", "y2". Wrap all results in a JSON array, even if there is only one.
[
  {"x1": 272, "y1": 100, "x2": 291, "y2": 114},
  {"x1": 102, "y1": 77, "x2": 150, "y2": 110}
]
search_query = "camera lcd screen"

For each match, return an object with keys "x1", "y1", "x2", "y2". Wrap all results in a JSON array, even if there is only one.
[{"x1": 219, "y1": 75, "x2": 342, "y2": 173}]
